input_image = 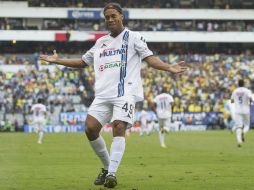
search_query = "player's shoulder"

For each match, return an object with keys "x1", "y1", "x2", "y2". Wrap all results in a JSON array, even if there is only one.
[
  {"x1": 243, "y1": 87, "x2": 251, "y2": 92},
  {"x1": 94, "y1": 33, "x2": 111, "y2": 46},
  {"x1": 238, "y1": 87, "x2": 250, "y2": 93},
  {"x1": 233, "y1": 87, "x2": 240, "y2": 92},
  {"x1": 40, "y1": 103, "x2": 46, "y2": 108},
  {"x1": 166, "y1": 93, "x2": 173, "y2": 97},
  {"x1": 127, "y1": 29, "x2": 138, "y2": 36},
  {"x1": 127, "y1": 29, "x2": 145, "y2": 40},
  {"x1": 32, "y1": 103, "x2": 39, "y2": 107},
  {"x1": 161, "y1": 93, "x2": 172, "y2": 97},
  {"x1": 36, "y1": 103, "x2": 46, "y2": 109},
  {"x1": 154, "y1": 94, "x2": 160, "y2": 99},
  {"x1": 31, "y1": 103, "x2": 39, "y2": 109},
  {"x1": 96, "y1": 33, "x2": 110, "y2": 42}
]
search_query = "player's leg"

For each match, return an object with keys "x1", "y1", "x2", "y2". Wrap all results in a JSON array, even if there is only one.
[
  {"x1": 230, "y1": 119, "x2": 236, "y2": 133},
  {"x1": 104, "y1": 120, "x2": 128, "y2": 188},
  {"x1": 85, "y1": 115, "x2": 110, "y2": 185},
  {"x1": 33, "y1": 121, "x2": 42, "y2": 144},
  {"x1": 158, "y1": 119, "x2": 166, "y2": 148},
  {"x1": 139, "y1": 122, "x2": 144, "y2": 136},
  {"x1": 242, "y1": 114, "x2": 250, "y2": 142},
  {"x1": 37, "y1": 121, "x2": 44, "y2": 144},
  {"x1": 104, "y1": 97, "x2": 134, "y2": 188},
  {"x1": 141, "y1": 119, "x2": 148, "y2": 136},
  {"x1": 147, "y1": 121, "x2": 153, "y2": 135},
  {"x1": 109, "y1": 120, "x2": 128, "y2": 174},
  {"x1": 235, "y1": 114, "x2": 243, "y2": 147},
  {"x1": 85, "y1": 99, "x2": 112, "y2": 185}
]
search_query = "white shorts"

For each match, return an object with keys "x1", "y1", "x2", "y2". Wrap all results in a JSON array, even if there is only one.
[
  {"x1": 88, "y1": 96, "x2": 135, "y2": 127},
  {"x1": 158, "y1": 117, "x2": 171, "y2": 129},
  {"x1": 234, "y1": 114, "x2": 250, "y2": 128},
  {"x1": 33, "y1": 120, "x2": 45, "y2": 132}
]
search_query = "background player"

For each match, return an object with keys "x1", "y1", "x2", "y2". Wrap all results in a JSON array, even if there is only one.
[
  {"x1": 154, "y1": 88, "x2": 174, "y2": 148},
  {"x1": 139, "y1": 102, "x2": 149, "y2": 136},
  {"x1": 31, "y1": 98, "x2": 47, "y2": 144},
  {"x1": 231, "y1": 79, "x2": 252, "y2": 147}
]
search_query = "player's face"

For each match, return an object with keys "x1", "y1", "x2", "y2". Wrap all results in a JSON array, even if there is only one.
[{"x1": 104, "y1": 9, "x2": 124, "y2": 34}]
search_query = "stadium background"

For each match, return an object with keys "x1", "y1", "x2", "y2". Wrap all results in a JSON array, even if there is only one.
[{"x1": 0, "y1": 0, "x2": 254, "y2": 133}]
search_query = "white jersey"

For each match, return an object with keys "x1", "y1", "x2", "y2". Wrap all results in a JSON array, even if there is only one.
[
  {"x1": 31, "y1": 103, "x2": 47, "y2": 121},
  {"x1": 154, "y1": 93, "x2": 174, "y2": 119},
  {"x1": 82, "y1": 28, "x2": 153, "y2": 102},
  {"x1": 231, "y1": 87, "x2": 252, "y2": 114}
]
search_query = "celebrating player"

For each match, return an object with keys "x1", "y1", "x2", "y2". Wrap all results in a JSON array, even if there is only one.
[{"x1": 40, "y1": 2, "x2": 187, "y2": 188}]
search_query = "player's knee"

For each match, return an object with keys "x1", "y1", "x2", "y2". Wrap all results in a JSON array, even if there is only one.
[
  {"x1": 85, "y1": 116, "x2": 101, "y2": 140},
  {"x1": 85, "y1": 126, "x2": 99, "y2": 141},
  {"x1": 112, "y1": 120, "x2": 128, "y2": 136}
]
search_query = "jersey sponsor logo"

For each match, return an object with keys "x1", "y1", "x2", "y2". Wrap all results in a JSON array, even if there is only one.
[
  {"x1": 99, "y1": 61, "x2": 122, "y2": 71},
  {"x1": 99, "y1": 48, "x2": 126, "y2": 58}
]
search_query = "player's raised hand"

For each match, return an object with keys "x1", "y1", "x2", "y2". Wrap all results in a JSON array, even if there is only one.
[
  {"x1": 40, "y1": 50, "x2": 59, "y2": 63},
  {"x1": 168, "y1": 61, "x2": 188, "y2": 74}
]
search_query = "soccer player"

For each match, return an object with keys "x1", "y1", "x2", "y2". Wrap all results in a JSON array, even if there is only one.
[
  {"x1": 231, "y1": 79, "x2": 252, "y2": 147},
  {"x1": 139, "y1": 104, "x2": 149, "y2": 136},
  {"x1": 40, "y1": 3, "x2": 187, "y2": 188},
  {"x1": 154, "y1": 88, "x2": 174, "y2": 148},
  {"x1": 31, "y1": 98, "x2": 47, "y2": 144}
]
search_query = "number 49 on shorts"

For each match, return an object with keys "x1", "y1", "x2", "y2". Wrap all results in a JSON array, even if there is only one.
[{"x1": 122, "y1": 102, "x2": 134, "y2": 116}]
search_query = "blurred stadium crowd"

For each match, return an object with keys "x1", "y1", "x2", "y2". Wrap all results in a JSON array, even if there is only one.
[
  {"x1": 27, "y1": 0, "x2": 254, "y2": 9},
  {"x1": 1, "y1": 18, "x2": 254, "y2": 32}
]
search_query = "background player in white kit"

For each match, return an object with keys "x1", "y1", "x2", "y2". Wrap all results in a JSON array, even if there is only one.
[
  {"x1": 154, "y1": 88, "x2": 174, "y2": 148},
  {"x1": 139, "y1": 102, "x2": 149, "y2": 136},
  {"x1": 40, "y1": 3, "x2": 188, "y2": 188},
  {"x1": 31, "y1": 98, "x2": 47, "y2": 144},
  {"x1": 231, "y1": 79, "x2": 252, "y2": 147}
]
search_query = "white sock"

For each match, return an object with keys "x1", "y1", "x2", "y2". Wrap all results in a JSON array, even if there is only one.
[
  {"x1": 90, "y1": 136, "x2": 110, "y2": 170},
  {"x1": 38, "y1": 131, "x2": 44, "y2": 143},
  {"x1": 108, "y1": 137, "x2": 125, "y2": 174},
  {"x1": 236, "y1": 128, "x2": 243, "y2": 144},
  {"x1": 139, "y1": 128, "x2": 143, "y2": 136},
  {"x1": 159, "y1": 131, "x2": 165, "y2": 145},
  {"x1": 243, "y1": 125, "x2": 249, "y2": 134},
  {"x1": 147, "y1": 124, "x2": 153, "y2": 134}
]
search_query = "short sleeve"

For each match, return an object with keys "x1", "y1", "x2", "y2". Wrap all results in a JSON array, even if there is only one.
[
  {"x1": 82, "y1": 44, "x2": 96, "y2": 66},
  {"x1": 134, "y1": 32, "x2": 153, "y2": 60}
]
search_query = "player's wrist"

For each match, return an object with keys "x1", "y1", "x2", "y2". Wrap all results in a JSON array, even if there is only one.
[
  {"x1": 167, "y1": 65, "x2": 174, "y2": 73},
  {"x1": 53, "y1": 59, "x2": 62, "y2": 65}
]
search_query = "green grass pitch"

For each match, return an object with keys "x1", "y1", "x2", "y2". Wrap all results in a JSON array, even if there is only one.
[{"x1": 1, "y1": 131, "x2": 254, "y2": 190}]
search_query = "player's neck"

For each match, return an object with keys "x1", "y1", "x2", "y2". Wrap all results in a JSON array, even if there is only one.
[{"x1": 110, "y1": 26, "x2": 125, "y2": 37}]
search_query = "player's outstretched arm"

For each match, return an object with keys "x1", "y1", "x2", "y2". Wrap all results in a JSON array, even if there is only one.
[
  {"x1": 143, "y1": 55, "x2": 188, "y2": 74},
  {"x1": 40, "y1": 50, "x2": 87, "y2": 68}
]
